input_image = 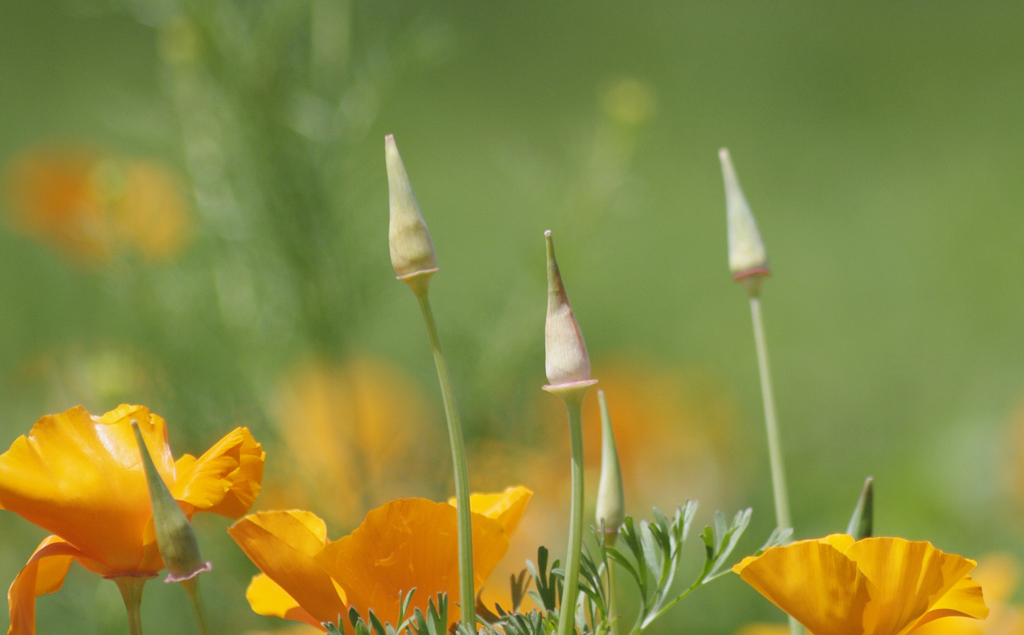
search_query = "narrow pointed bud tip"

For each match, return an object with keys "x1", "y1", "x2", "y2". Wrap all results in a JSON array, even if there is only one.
[
  {"x1": 595, "y1": 390, "x2": 625, "y2": 539},
  {"x1": 845, "y1": 476, "x2": 874, "y2": 540},
  {"x1": 386, "y1": 134, "x2": 438, "y2": 284},
  {"x1": 720, "y1": 148, "x2": 769, "y2": 292},
  {"x1": 543, "y1": 231, "x2": 597, "y2": 395},
  {"x1": 130, "y1": 420, "x2": 211, "y2": 584}
]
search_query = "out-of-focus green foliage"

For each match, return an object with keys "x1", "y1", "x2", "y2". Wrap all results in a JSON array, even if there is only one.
[{"x1": 1, "y1": 1, "x2": 1024, "y2": 634}]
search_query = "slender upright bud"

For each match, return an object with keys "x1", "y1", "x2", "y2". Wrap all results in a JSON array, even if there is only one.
[
  {"x1": 130, "y1": 420, "x2": 211, "y2": 583},
  {"x1": 595, "y1": 390, "x2": 625, "y2": 542},
  {"x1": 543, "y1": 230, "x2": 597, "y2": 635},
  {"x1": 543, "y1": 231, "x2": 597, "y2": 394},
  {"x1": 720, "y1": 148, "x2": 769, "y2": 296},
  {"x1": 845, "y1": 477, "x2": 874, "y2": 540},
  {"x1": 386, "y1": 134, "x2": 438, "y2": 288}
]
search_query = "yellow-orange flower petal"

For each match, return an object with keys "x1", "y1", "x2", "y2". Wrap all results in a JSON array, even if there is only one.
[
  {"x1": 910, "y1": 577, "x2": 989, "y2": 631},
  {"x1": 846, "y1": 538, "x2": 978, "y2": 635},
  {"x1": 228, "y1": 510, "x2": 346, "y2": 624},
  {"x1": 316, "y1": 498, "x2": 512, "y2": 626},
  {"x1": 172, "y1": 427, "x2": 265, "y2": 517},
  {"x1": 734, "y1": 535, "x2": 987, "y2": 635},
  {"x1": 735, "y1": 625, "x2": 790, "y2": 635},
  {"x1": 233, "y1": 489, "x2": 532, "y2": 631},
  {"x1": 734, "y1": 537, "x2": 873, "y2": 635},
  {"x1": 7, "y1": 536, "x2": 81, "y2": 635},
  {"x1": 246, "y1": 573, "x2": 323, "y2": 629},
  {"x1": 0, "y1": 405, "x2": 171, "y2": 574},
  {"x1": 461, "y1": 486, "x2": 533, "y2": 537}
]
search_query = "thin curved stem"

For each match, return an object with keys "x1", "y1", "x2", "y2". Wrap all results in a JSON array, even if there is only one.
[
  {"x1": 607, "y1": 556, "x2": 618, "y2": 635},
  {"x1": 749, "y1": 297, "x2": 790, "y2": 531},
  {"x1": 750, "y1": 296, "x2": 801, "y2": 635},
  {"x1": 415, "y1": 288, "x2": 476, "y2": 633}
]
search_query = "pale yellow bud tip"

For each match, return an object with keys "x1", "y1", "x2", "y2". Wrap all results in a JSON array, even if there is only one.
[
  {"x1": 386, "y1": 135, "x2": 438, "y2": 280},
  {"x1": 720, "y1": 148, "x2": 769, "y2": 285},
  {"x1": 544, "y1": 231, "x2": 595, "y2": 390}
]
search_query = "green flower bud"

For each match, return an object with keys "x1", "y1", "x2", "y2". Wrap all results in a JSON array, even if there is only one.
[
  {"x1": 130, "y1": 420, "x2": 211, "y2": 583},
  {"x1": 720, "y1": 148, "x2": 769, "y2": 295},
  {"x1": 846, "y1": 477, "x2": 874, "y2": 540},
  {"x1": 386, "y1": 135, "x2": 438, "y2": 283},
  {"x1": 543, "y1": 231, "x2": 596, "y2": 393},
  {"x1": 595, "y1": 390, "x2": 625, "y2": 541}
]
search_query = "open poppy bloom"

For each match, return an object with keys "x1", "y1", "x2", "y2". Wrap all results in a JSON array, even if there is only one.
[
  {"x1": 229, "y1": 486, "x2": 532, "y2": 630},
  {"x1": 0, "y1": 404, "x2": 265, "y2": 635},
  {"x1": 733, "y1": 534, "x2": 989, "y2": 635}
]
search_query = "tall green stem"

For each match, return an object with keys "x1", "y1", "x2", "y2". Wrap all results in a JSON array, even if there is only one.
[
  {"x1": 181, "y1": 577, "x2": 209, "y2": 635},
  {"x1": 748, "y1": 297, "x2": 790, "y2": 530},
  {"x1": 415, "y1": 287, "x2": 476, "y2": 633},
  {"x1": 113, "y1": 576, "x2": 148, "y2": 635},
  {"x1": 556, "y1": 391, "x2": 587, "y2": 635},
  {"x1": 749, "y1": 296, "x2": 801, "y2": 635},
  {"x1": 607, "y1": 556, "x2": 618, "y2": 635}
]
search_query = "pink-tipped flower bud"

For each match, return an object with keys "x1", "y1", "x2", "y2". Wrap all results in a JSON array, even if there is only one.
[
  {"x1": 544, "y1": 231, "x2": 595, "y2": 389},
  {"x1": 386, "y1": 135, "x2": 438, "y2": 281},
  {"x1": 720, "y1": 149, "x2": 769, "y2": 294}
]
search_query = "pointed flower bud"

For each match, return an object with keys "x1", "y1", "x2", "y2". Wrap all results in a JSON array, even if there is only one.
[
  {"x1": 386, "y1": 135, "x2": 438, "y2": 284},
  {"x1": 595, "y1": 390, "x2": 625, "y2": 541},
  {"x1": 543, "y1": 231, "x2": 597, "y2": 395},
  {"x1": 130, "y1": 420, "x2": 211, "y2": 583},
  {"x1": 720, "y1": 148, "x2": 769, "y2": 294},
  {"x1": 845, "y1": 477, "x2": 874, "y2": 540}
]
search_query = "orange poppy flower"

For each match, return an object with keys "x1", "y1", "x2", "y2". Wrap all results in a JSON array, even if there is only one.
[
  {"x1": 229, "y1": 486, "x2": 532, "y2": 631},
  {"x1": 3, "y1": 146, "x2": 191, "y2": 263},
  {"x1": 0, "y1": 404, "x2": 265, "y2": 635},
  {"x1": 733, "y1": 534, "x2": 989, "y2": 635}
]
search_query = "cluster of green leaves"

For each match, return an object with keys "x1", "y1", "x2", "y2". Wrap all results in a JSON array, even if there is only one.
[
  {"x1": 324, "y1": 590, "x2": 450, "y2": 635},
  {"x1": 325, "y1": 502, "x2": 781, "y2": 635}
]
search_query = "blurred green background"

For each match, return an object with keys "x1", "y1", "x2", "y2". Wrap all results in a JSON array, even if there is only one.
[{"x1": 1, "y1": 1, "x2": 1024, "y2": 633}]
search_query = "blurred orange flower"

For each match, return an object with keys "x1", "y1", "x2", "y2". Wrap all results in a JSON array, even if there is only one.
[
  {"x1": 734, "y1": 534, "x2": 988, "y2": 635},
  {"x1": 267, "y1": 357, "x2": 441, "y2": 526},
  {"x1": 3, "y1": 145, "x2": 191, "y2": 262},
  {"x1": 0, "y1": 404, "x2": 265, "y2": 635},
  {"x1": 229, "y1": 486, "x2": 532, "y2": 631}
]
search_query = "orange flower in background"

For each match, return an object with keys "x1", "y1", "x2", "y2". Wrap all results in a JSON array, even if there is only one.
[
  {"x1": 113, "y1": 160, "x2": 191, "y2": 259},
  {"x1": 734, "y1": 534, "x2": 988, "y2": 635},
  {"x1": 229, "y1": 486, "x2": 532, "y2": 631},
  {"x1": 3, "y1": 145, "x2": 191, "y2": 263},
  {"x1": 4, "y1": 147, "x2": 108, "y2": 259},
  {"x1": 268, "y1": 357, "x2": 440, "y2": 526},
  {"x1": 0, "y1": 404, "x2": 265, "y2": 635},
  {"x1": 527, "y1": 358, "x2": 740, "y2": 515}
]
